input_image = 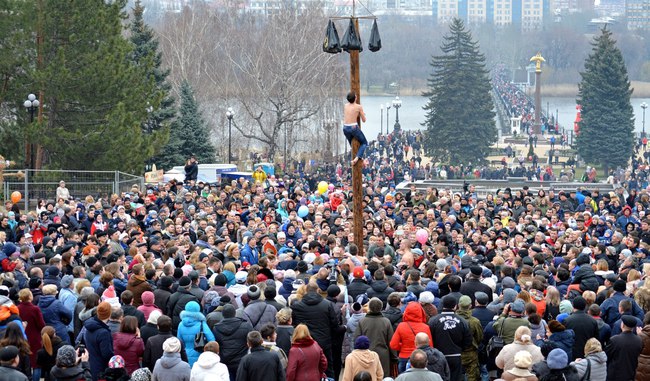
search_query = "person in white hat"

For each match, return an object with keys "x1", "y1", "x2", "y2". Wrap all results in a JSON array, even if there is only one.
[
  {"x1": 501, "y1": 351, "x2": 537, "y2": 381},
  {"x1": 152, "y1": 337, "x2": 191, "y2": 381}
]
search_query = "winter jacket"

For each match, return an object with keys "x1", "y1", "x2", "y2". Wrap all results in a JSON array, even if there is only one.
[
  {"x1": 342, "y1": 349, "x2": 383, "y2": 381},
  {"x1": 127, "y1": 274, "x2": 152, "y2": 307},
  {"x1": 286, "y1": 338, "x2": 327, "y2": 381},
  {"x1": 242, "y1": 300, "x2": 277, "y2": 330},
  {"x1": 190, "y1": 351, "x2": 229, "y2": 381},
  {"x1": 536, "y1": 329, "x2": 575, "y2": 360},
  {"x1": 167, "y1": 288, "x2": 200, "y2": 331},
  {"x1": 355, "y1": 312, "x2": 394, "y2": 376},
  {"x1": 429, "y1": 310, "x2": 473, "y2": 357},
  {"x1": 291, "y1": 291, "x2": 338, "y2": 352},
  {"x1": 342, "y1": 311, "x2": 365, "y2": 360},
  {"x1": 122, "y1": 305, "x2": 146, "y2": 328},
  {"x1": 236, "y1": 346, "x2": 284, "y2": 381},
  {"x1": 50, "y1": 361, "x2": 93, "y2": 381},
  {"x1": 239, "y1": 244, "x2": 259, "y2": 266},
  {"x1": 153, "y1": 287, "x2": 172, "y2": 314},
  {"x1": 137, "y1": 293, "x2": 161, "y2": 321},
  {"x1": 152, "y1": 352, "x2": 191, "y2": 381},
  {"x1": 563, "y1": 311, "x2": 600, "y2": 360},
  {"x1": 59, "y1": 287, "x2": 77, "y2": 334},
  {"x1": 0, "y1": 365, "x2": 28, "y2": 381},
  {"x1": 36, "y1": 335, "x2": 65, "y2": 381},
  {"x1": 112, "y1": 332, "x2": 144, "y2": 374},
  {"x1": 212, "y1": 317, "x2": 253, "y2": 378},
  {"x1": 276, "y1": 325, "x2": 294, "y2": 355},
  {"x1": 17, "y1": 300, "x2": 45, "y2": 367},
  {"x1": 177, "y1": 302, "x2": 215, "y2": 367},
  {"x1": 83, "y1": 316, "x2": 114, "y2": 381},
  {"x1": 365, "y1": 280, "x2": 394, "y2": 308},
  {"x1": 382, "y1": 306, "x2": 403, "y2": 331},
  {"x1": 390, "y1": 302, "x2": 432, "y2": 359},
  {"x1": 492, "y1": 315, "x2": 530, "y2": 345},
  {"x1": 637, "y1": 325, "x2": 650, "y2": 381},
  {"x1": 459, "y1": 278, "x2": 494, "y2": 306},
  {"x1": 571, "y1": 266, "x2": 599, "y2": 292},
  {"x1": 278, "y1": 277, "x2": 295, "y2": 300},
  {"x1": 419, "y1": 345, "x2": 451, "y2": 381},
  {"x1": 606, "y1": 331, "x2": 643, "y2": 381},
  {"x1": 347, "y1": 279, "x2": 371, "y2": 300},
  {"x1": 495, "y1": 341, "x2": 544, "y2": 371},
  {"x1": 393, "y1": 367, "x2": 444, "y2": 381},
  {"x1": 571, "y1": 351, "x2": 607, "y2": 381},
  {"x1": 143, "y1": 332, "x2": 188, "y2": 372},
  {"x1": 39, "y1": 294, "x2": 73, "y2": 345},
  {"x1": 600, "y1": 291, "x2": 645, "y2": 328}
]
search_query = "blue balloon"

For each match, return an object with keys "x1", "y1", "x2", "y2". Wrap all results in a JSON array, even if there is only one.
[{"x1": 298, "y1": 205, "x2": 309, "y2": 218}]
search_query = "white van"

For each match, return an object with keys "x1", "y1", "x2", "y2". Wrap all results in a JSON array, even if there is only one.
[{"x1": 170, "y1": 163, "x2": 237, "y2": 183}]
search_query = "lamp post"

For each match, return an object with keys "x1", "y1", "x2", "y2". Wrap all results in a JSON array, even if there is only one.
[
  {"x1": 23, "y1": 94, "x2": 40, "y2": 169},
  {"x1": 226, "y1": 107, "x2": 234, "y2": 163},
  {"x1": 642, "y1": 102, "x2": 647, "y2": 138},
  {"x1": 386, "y1": 103, "x2": 391, "y2": 135},
  {"x1": 380, "y1": 104, "x2": 384, "y2": 135},
  {"x1": 392, "y1": 96, "x2": 402, "y2": 133}
]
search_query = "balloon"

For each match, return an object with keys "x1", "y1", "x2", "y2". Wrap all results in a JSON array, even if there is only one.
[
  {"x1": 10, "y1": 191, "x2": 21, "y2": 203},
  {"x1": 328, "y1": 184, "x2": 335, "y2": 191},
  {"x1": 317, "y1": 181, "x2": 328, "y2": 194},
  {"x1": 298, "y1": 205, "x2": 309, "y2": 218},
  {"x1": 415, "y1": 229, "x2": 429, "y2": 245}
]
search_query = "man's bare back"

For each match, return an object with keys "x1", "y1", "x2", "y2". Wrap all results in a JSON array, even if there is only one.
[{"x1": 344, "y1": 101, "x2": 366, "y2": 125}]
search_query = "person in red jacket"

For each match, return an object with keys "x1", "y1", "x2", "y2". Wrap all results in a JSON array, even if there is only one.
[
  {"x1": 389, "y1": 301, "x2": 433, "y2": 373},
  {"x1": 286, "y1": 324, "x2": 327, "y2": 381},
  {"x1": 17, "y1": 289, "x2": 45, "y2": 371}
]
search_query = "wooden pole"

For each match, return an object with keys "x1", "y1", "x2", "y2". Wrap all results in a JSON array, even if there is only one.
[{"x1": 350, "y1": 17, "x2": 363, "y2": 257}]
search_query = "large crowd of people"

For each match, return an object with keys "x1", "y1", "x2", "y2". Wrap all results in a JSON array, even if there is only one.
[{"x1": 0, "y1": 162, "x2": 650, "y2": 381}]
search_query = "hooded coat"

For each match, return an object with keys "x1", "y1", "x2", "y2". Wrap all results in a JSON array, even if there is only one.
[
  {"x1": 390, "y1": 302, "x2": 433, "y2": 359},
  {"x1": 342, "y1": 349, "x2": 384, "y2": 381},
  {"x1": 17, "y1": 300, "x2": 45, "y2": 367},
  {"x1": 242, "y1": 299, "x2": 277, "y2": 330},
  {"x1": 50, "y1": 361, "x2": 93, "y2": 381},
  {"x1": 113, "y1": 331, "x2": 145, "y2": 374},
  {"x1": 137, "y1": 291, "x2": 161, "y2": 321},
  {"x1": 212, "y1": 316, "x2": 253, "y2": 378},
  {"x1": 176, "y1": 301, "x2": 215, "y2": 367},
  {"x1": 637, "y1": 325, "x2": 650, "y2": 381},
  {"x1": 152, "y1": 352, "x2": 191, "y2": 381},
  {"x1": 190, "y1": 351, "x2": 229, "y2": 381},
  {"x1": 571, "y1": 351, "x2": 607, "y2": 381},
  {"x1": 38, "y1": 294, "x2": 73, "y2": 345},
  {"x1": 366, "y1": 280, "x2": 394, "y2": 308},
  {"x1": 291, "y1": 291, "x2": 339, "y2": 353}
]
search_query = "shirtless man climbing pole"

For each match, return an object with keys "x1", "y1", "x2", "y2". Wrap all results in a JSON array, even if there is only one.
[{"x1": 343, "y1": 91, "x2": 368, "y2": 166}]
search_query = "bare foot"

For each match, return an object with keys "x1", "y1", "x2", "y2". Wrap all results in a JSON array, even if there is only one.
[{"x1": 351, "y1": 157, "x2": 359, "y2": 166}]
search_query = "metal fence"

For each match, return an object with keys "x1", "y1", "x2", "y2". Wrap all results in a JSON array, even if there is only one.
[{"x1": 3, "y1": 169, "x2": 144, "y2": 211}]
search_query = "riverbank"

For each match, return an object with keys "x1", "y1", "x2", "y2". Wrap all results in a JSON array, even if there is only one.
[{"x1": 363, "y1": 81, "x2": 650, "y2": 98}]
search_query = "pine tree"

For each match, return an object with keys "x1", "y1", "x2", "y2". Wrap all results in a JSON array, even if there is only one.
[
  {"x1": 422, "y1": 18, "x2": 496, "y2": 166},
  {"x1": 129, "y1": 0, "x2": 173, "y2": 160},
  {"x1": 32, "y1": 0, "x2": 163, "y2": 173},
  {"x1": 576, "y1": 27, "x2": 634, "y2": 174},
  {"x1": 158, "y1": 80, "x2": 215, "y2": 169}
]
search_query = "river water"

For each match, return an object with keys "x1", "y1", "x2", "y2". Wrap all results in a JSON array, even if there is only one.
[{"x1": 358, "y1": 95, "x2": 650, "y2": 139}]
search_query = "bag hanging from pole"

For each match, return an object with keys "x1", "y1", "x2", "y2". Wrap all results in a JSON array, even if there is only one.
[
  {"x1": 341, "y1": 19, "x2": 362, "y2": 52},
  {"x1": 368, "y1": 19, "x2": 381, "y2": 52},
  {"x1": 323, "y1": 20, "x2": 342, "y2": 54}
]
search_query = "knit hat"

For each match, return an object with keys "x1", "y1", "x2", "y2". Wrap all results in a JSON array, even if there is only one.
[
  {"x1": 178, "y1": 276, "x2": 191, "y2": 288},
  {"x1": 56, "y1": 345, "x2": 77, "y2": 367},
  {"x1": 162, "y1": 337, "x2": 181, "y2": 353},
  {"x1": 147, "y1": 309, "x2": 162, "y2": 325},
  {"x1": 557, "y1": 313, "x2": 569, "y2": 324},
  {"x1": 613, "y1": 279, "x2": 627, "y2": 293},
  {"x1": 102, "y1": 285, "x2": 116, "y2": 300},
  {"x1": 353, "y1": 266, "x2": 364, "y2": 278},
  {"x1": 547, "y1": 348, "x2": 568, "y2": 370},
  {"x1": 215, "y1": 274, "x2": 228, "y2": 287},
  {"x1": 60, "y1": 275, "x2": 74, "y2": 289},
  {"x1": 97, "y1": 302, "x2": 112, "y2": 321},
  {"x1": 509, "y1": 351, "x2": 534, "y2": 378},
  {"x1": 80, "y1": 287, "x2": 95, "y2": 299},
  {"x1": 247, "y1": 285, "x2": 261, "y2": 300},
  {"x1": 470, "y1": 266, "x2": 482, "y2": 277},
  {"x1": 425, "y1": 281, "x2": 439, "y2": 296},
  {"x1": 327, "y1": 285, "x2": 341, "y2": 298},
  {"x1": 141, "y1": 291, "x2": 154, "y2": 306},
  {"x1": 130, "y1": 368, "x2": 152, "y2": 381},
  {"x1": 559, "y1": 300, "x2": 573, "y2": 314},
  {"x1": 108, "y1": 355, "x2": 125, "y2": 369},
  {"x1": 419, "y1": 291, "x2": 434, "y2": 304},
  {"x1": 354, "y1": 335, "x2": 370, "y2": 350}
]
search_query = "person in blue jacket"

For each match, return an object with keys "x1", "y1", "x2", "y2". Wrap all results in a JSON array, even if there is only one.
[
  {"x1": 177, "y1": 301, "x2": 215, "y2": 367},
  {"x1": 83, "y1": 302, "x2": 114, "y2": 381},
  {"x1": 240, "y1": 236, "x2": 259, "y2": 266},
  {"x1": 38, "y1": 285, "x2": 72, "y2": 345}
]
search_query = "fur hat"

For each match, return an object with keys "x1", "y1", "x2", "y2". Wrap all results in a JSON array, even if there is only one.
[{"x1": 56, "y1": 345, "x2": 77, "y2": 367}]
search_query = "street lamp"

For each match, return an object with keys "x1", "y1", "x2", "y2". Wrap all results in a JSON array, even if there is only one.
[
  {"x1": 392, "y1": 96, "x2": 402, "y2": 133},
  {"x1": 24, "y1": 94, "x2": 39, "y2": 123},
  {"x1": 380, "y1": 104, "x2": 384, "y2": 135},
  {"x1": 226, "y1": 107, "x2": 234, "y2": 163},
  {"x1": 386, "y1": 103, "x2": 391, "y2": 135},
  {"x1": 642, "y1": 102, "x2": 647, "y2": 138}
]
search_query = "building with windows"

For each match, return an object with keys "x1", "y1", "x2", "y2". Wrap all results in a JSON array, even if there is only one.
[
  {"x1": 626, "y1": 0, "x2": 650, "y2": 30},
  {"x1": 433, "y1": 0, "x2": 550, "y2": 29}
]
